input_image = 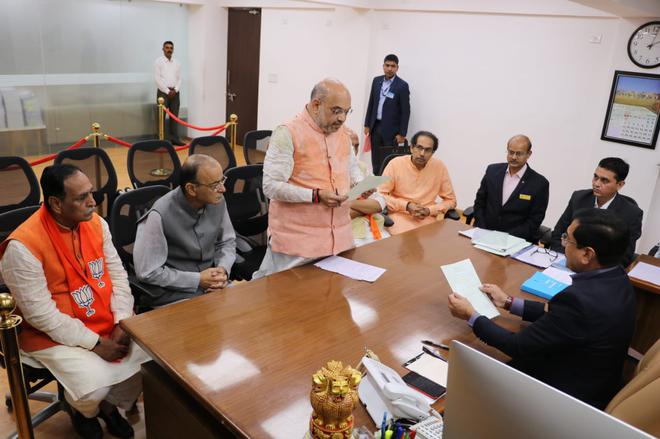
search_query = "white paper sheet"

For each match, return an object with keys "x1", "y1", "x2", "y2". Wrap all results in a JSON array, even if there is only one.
[
  {"x1": 513, "y1": 245, "x2": 566, "y2": 268},
  {"x1": 542, "y1": 266, "x2": 574, "y2": 285},
  {"x1": 441, "y1": 259, "x2": 499, "y2": 319},
  {"x1": 629, "y1": 262, "x2": 660, "y2": 286},
  {"x1": 458, "y1": 227, "x2": 484, "y2": 239},
  {"x1": 314, "y1": 256, "x2": 386, "y2": 282},
  {"x1": 347, "y1": 175, "x2": 391, "y2": 200},
  {"x1": 405, "y1": 352, "x2": 448, "y2": 387}
]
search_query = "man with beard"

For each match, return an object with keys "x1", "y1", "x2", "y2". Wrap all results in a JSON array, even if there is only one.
[{"x1": 253, "y1": 78, "x2": 366, "y2": 278}]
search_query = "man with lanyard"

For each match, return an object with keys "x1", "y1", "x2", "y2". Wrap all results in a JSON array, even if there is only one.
[{"x1": 0, "y1": 165, "x2": 149, "y2": 439}]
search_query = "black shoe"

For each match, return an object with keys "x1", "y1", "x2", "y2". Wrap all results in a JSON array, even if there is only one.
[
  {"x1": 98, "y1": 407, "x2": 134, "y2": 438},
  {"x1": 71, "y1": 410, "x2": 103, "y2": 439}
]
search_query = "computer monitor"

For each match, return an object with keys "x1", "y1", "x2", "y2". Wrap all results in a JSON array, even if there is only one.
[{"x1": 444, "y1": 341, "x2": 653, "y2": 439}]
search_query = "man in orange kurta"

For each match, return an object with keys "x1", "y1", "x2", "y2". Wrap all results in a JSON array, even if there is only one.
[{"x1": 379, "y1": 131, "x2": 457, "y2": 235}]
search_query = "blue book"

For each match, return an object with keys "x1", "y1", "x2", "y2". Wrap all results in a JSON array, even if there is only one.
[{"x1": 521, "y1": 272, "x2": 569, "y2": 300}]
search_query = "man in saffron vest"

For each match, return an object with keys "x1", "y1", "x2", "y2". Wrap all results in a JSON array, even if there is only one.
[
  {"x1": 253, "y1": 78, "x2": 367, "y2": 278},
  {"x1": 0, "y1": 165, "x2": 149, "y2": 439}
]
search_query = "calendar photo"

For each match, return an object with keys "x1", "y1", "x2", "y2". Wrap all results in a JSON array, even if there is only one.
[{"x1": 601, "y1": 71, "x2": 660, "y2": 150}]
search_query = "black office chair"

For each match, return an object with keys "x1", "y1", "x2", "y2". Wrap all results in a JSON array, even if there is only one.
[
  {"x1": 127, "y1": 140, "x2": 181, "y2": 189},
  {"x1": 223, "y1": 165, "x2": 268, "y2": 281},
  {"x1": 189, "y1": 136, "x2": 237, "y2": 171},
  {"x1": 379, "y1": 153, "x2": 460, "y2": 221},
  {"x1": 55, "y1": 147, "x2": 118, "y2": 219},
  {"x1": 0, "y1": 204, "x2": 67, "y2": 438},
  {"x1": 110, "y1": 185, "x2": 171, "y2": 311},
  {"x1": 243, "y1": 130, "x2": 272, "y2": 165},
  {"x1": 0, "y1": 156, "x2": 40, "y2": 215}
]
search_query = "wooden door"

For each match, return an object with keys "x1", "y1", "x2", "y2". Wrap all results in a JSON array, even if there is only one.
[{"x1": 226, "y1": 8, "x2": 261, "y2": 145}]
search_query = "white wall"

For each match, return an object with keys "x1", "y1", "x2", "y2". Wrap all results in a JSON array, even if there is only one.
[
  {"x1": 257, "y1": 7, "x2": 371, "y2": 136},
  {"x1": 187, "y1": 1, "x2": 228, "y2": 138}
]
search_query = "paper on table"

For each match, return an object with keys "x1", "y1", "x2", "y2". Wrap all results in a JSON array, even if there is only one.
[
  {"x1": 629, "y1": 262, "x2": 660, "y2": 286},
  {"x1": 542, "y1": 266, "x2": 573, "y2": 285},
  {"x1": 346, "y1": 175, "x2": 391, "y2": 200},
  {"x1": 513, "y1": 245, "x2": 566, "y2": 268},
  {"x1": 405, "y1": 352, "x2": 448, "y2": 387},
  {"x1": 314, "y1": 256, "x2": 386, "y2": 282},
  {"x1": 458, "y1": 227, "x2": 484, "y2": 239},
  {"x1": 441, "y1": 259, "x2": 499, "y2": 319}
]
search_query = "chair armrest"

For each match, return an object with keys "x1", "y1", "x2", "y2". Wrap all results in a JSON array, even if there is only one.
[
  {"x1": 462, "y1": 206, "x2": 475, "y2": 225},
  {"x1": 445, "y1": 209, "x2": 460, "y2": 221},
  {"x1": 538, "y1": 225, "x2": 552, "y2": 247}
]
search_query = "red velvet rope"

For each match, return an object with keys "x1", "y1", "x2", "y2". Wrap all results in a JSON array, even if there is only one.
[
  {"x1": 105, "y1": 135, "x2": 132, "y2": 148},
  {"x1": 163, "y1": 107, "x2": 227, "y2": 131},
  {"x1": 105, "y1": 126, "x2": 228, "y2": 152},
  {"x1": 29, "y1": 137, "x2": 88, "y2": 166}
]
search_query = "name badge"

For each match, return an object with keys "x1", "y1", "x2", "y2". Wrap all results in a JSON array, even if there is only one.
[
  {"x1": 519, "y1": 194, "x2": 532, "y2": 201},
  {"x1": 385, "y1": 91, "x2": 395, "y2": 99}
]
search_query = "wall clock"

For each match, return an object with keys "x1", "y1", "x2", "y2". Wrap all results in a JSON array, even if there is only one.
[{"x1": 628, "y1": 21, "x2": 660, "y2": 69}]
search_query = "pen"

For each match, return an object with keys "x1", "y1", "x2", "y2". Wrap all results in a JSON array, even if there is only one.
[
  {"x1": 422, "y1": 339, "x2": 450, "y2": 350},
  {"x1": 422, "y1": 346, "x2": 446, "y2": 360}
]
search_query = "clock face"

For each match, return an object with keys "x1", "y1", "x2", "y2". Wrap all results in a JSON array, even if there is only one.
[{"x1": 628, "y1": 21, "x2": 660, "y2": 69}]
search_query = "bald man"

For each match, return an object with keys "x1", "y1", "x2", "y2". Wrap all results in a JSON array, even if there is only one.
[
  {"x1": 472, "y1": 135, "x2": 549, "y2": 243},
  {"x1": 133, "y1": 154, "x2": 236, "y2": 306},
  {"x1": 254, "y1": 79, "x2": 374, "y2": 278}
]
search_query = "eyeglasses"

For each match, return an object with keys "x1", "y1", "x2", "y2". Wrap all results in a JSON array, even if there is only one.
[
  {"x1": 195, "y1": 175, "x2": 227, "y2": 190},
  {"x1": 506, "y1": 149, "x2": 529, "y2": 158},
  {"x1": 412, "y1": 144, "x2": 434, "y2": 154},
  {"x1": 560, "y1": 232, "x2": 578, "y2": 247},
  {"x1": 530, "y1": 246, "x2": 558, "y2": 262},
  {"x1": 330, "y1": 107, "x2": 353, "y2": 116}
]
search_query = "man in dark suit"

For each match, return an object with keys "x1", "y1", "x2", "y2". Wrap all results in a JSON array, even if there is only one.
[
  {"x1": 448, "y1": 209, "x2": 635, "y2": 409},
  {"x1": 550, "y1": 157, "x2": 643, "y2": 267},
  {"x1": 363, "y1": 54, "x2": 411, "y2": 175},
  {"x1": 472, "y1": 134, "x2": 549, "y2": 243}
]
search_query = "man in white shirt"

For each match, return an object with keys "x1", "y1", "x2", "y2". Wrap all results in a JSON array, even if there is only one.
[{"x1": 154, "y1": 40, "x2": 183, "y2": 145}]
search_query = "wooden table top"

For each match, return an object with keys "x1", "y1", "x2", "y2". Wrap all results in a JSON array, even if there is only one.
[
  {"x1": 628, "y1": 254, "x2": 660, "y2": 295},
  {"x1": 122, "y1": 220, "x2": 540, "y2": 438}
]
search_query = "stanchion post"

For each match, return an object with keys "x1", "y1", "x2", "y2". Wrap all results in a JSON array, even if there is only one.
[
  {"x1": 0, "y1": 293, "x2": 34, "y2": 439},
  {"x1": 229, "y1": 114, "x2": 238, "y2": 152},
  {"x1": 91, "y1": 122, "x2": 103, "y2": 216},
  {"x1": 158, "y1": 97, "x2": 165, "y2": 141}
]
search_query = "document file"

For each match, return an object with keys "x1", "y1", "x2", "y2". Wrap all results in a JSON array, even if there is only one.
[{"x1": 441, "y1": 259, "x2": 499, "y2": 319}]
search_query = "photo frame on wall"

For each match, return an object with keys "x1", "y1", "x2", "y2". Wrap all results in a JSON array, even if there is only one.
[{"x1": 601, "y1": 70, "x2": 660, "y2": 150}]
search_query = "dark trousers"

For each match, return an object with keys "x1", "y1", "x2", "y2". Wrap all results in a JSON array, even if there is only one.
[
  {"x1": 157, "y1": 90, "x2": 180, "y2": 140},
  {"x1": 370, "y1": 121, "x2": 398, "y2": 175}
]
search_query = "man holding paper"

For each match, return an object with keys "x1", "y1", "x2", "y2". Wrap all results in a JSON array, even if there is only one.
[
  {"x1": 378, "y1": 130, "x2": 456, "y2": 235},
  {"x1": 448, "y1": 209, "x2": 635, "y2": 409},
  {"x1": 254, "y1": 79, "x2": 373, "y2": 278}
]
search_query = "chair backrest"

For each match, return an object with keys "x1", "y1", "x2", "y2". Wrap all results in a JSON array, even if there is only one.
[
  {"x1": 606, "y1": 338, "x2": 660, "y2": 437},
  {"x1": 127, "y1": 140, "x2": 181, "y2": 189},
  {"x1": 224, "y1": 164, "x2": 268, "y2": 238},
  {"x1": 110, "y1": 186, "x2": 171, "y2": 270},
  {"x1": 0, "y1": 156, "x2": 40, "y2": 214},
  {"x1": 243, "y1": 130, "x2": 272, "y2": 165},
  {"x1": 189, "y1": 136, "x2": 237, "y2": 171},
  {"x1": 54, "y1": 147, "x2": 118, "y2": 218},
  {"x1": 0, "y1": 205, "x2": 40, "y2": 243},
  {"x1": 379, "y1": 152, "x2": 408, "y2": 175}
]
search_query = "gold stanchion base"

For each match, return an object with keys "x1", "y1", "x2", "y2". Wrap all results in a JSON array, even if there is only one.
[{"x1": 149, "y1": 168, "x2": 172, "y2": 177}]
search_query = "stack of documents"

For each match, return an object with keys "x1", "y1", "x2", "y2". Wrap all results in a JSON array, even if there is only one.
[
  {"x1": 441, "y1": 259, "x2": 499, "y2": 319},
  {"x1": 314, "y1": 256, "x2": 386, "y2": 282},
  {"x1": 628, "y1": 262, "x2": 660, "y2": 286},
  {"x1": 471, "y1": 230, "x2": 531, "y2": 257}
]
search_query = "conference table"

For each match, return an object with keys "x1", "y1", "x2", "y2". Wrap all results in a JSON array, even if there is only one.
[{"x1": 121, "y1": 220, "x2": 541, "y2": 438}]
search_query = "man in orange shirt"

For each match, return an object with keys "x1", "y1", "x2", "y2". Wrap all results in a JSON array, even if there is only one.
[
  {"x1": 378, "y1": 130, "x2": 457, "y2": 234},
  {"x1": 0, "y1": 165, "x2": 149, "y2": 439}
]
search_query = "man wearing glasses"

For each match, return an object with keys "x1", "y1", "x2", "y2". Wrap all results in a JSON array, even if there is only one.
[
  {"x1": 448, "y1": 209, "x2": 635, "y2": 409},
  {"x1": 253, "y1": 78, "x2": 367, "y2": 278},
  {"x1": 378, "y1": 130, "x2": 456, "y2": 235},
  {"x1": 133, "y1": 154, "x2": 236, "y2": 306},
  {"x1": 549, "y1": 157, "x2": 642, "y2": 268},
  {"x1": 472, "y1": 134, "x2": 549, "y2": 243}
]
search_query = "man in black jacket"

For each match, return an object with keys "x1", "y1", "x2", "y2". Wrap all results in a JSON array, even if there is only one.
[
  {"x1": 550, "y1": 157, "x2": 642, "y2": 267},
  {"x1": 472, "y1": 134, "x2": 549, "y2": 243},
  {"x1": 448, "y1": 209, "x2": 635, "y2": 409}
]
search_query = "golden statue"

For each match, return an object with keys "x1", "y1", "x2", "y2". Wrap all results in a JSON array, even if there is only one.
[{"x1": 309, "y1": 360, "x2": 362, "y2": 439}]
